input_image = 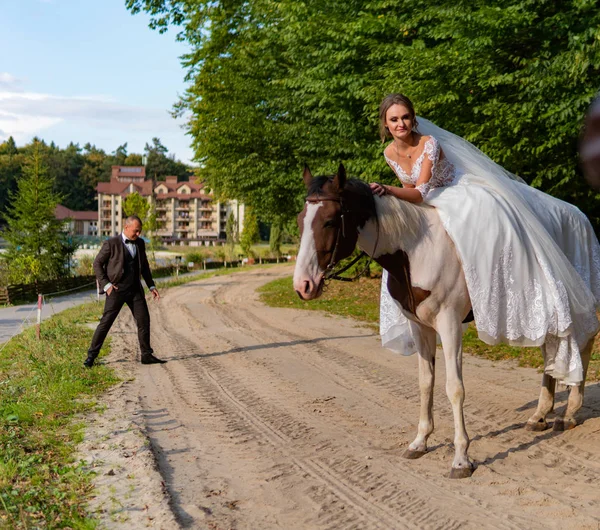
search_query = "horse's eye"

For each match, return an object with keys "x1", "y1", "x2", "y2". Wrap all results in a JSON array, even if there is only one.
[{"x1": 323, "y1": 220, "x2": 337, "y2": 229}]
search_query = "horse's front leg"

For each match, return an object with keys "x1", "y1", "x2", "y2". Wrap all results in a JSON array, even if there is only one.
[
  {"x1": 404, "y1": 326, "x2": 437, "y2": 459},
  {"x1": 437, "y1": 312, "x2": 473, "y2": 479}
]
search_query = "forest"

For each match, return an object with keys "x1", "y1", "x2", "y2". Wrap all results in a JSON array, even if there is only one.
[{"x1": 0, "y1": 136, "x2": 193, "y2": 219}]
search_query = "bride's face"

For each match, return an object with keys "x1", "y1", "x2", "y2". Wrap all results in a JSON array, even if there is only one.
[{"x1": 385, "y1": 104, "x2": 414, "y2": 141}]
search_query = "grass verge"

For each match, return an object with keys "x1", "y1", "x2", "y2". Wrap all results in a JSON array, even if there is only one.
[
  {"x1": 259, "y1": 275, "x2": 600, "y2": 380},
  {"x1": 0, "y1": 262, "x2": 290, "y2": 528},
  {"x1": 0, "y1": 302, "x2": 118, "y2": 529}
]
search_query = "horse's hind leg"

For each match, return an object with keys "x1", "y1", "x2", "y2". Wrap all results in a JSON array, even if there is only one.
[
  {"x1": 554, "y1": 338, "x2": 594, "y2": 431},
  {"x1": 404, "y1": 326, "x2": 437, "y2": 460},
  {"x1": 526, "y1": 349, "x2": 556, "y2": 431}
]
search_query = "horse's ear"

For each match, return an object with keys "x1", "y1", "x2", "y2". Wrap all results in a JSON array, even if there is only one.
[
  {"x1": 303, "y1": 164, "x2": 313, "y2": 189},
  {"x1": 332, "y1": 163, "x2": 347, "y2": 191}
]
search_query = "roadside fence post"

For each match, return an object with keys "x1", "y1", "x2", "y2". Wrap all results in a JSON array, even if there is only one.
[{"x1": 36, "y1": 294, "x2": 42, "y2": 340}]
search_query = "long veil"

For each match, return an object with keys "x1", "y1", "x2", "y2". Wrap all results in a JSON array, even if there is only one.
[
  {"x1": 405, "y1": 117, "x2": 599, "y2": 383},
  {"x1": 417, "y1": 117, "x2": 525, "y2": 183},
  {"x1": 417, "y1": 115, "x2": 597, "y2": 330}
]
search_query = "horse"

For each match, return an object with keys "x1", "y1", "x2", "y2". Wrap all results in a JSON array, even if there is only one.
[{"x1": 293, "y1": 164, "x2": 595, "y2": 479}]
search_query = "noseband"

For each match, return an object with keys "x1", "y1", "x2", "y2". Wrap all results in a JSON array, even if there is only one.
[{"x1": 305, "y1": 194, "x2": 379, "y2": 283}]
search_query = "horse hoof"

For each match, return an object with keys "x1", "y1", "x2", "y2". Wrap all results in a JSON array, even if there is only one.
[
  {"x1": 525, "y1": 420, "x2": 549, "y2": 431},
  {"x1": 553, "y1": 419, "x2": 576, "y2": 432},
  {"x1": 449, "y1": 465, "x2": 474, "y2": 479},
  {"x1": 403, "y1": 449, "x2": 427, "y2": 460}
]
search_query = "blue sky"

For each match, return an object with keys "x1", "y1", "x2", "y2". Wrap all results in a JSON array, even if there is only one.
[{"x1": 0, "y1": 0, "x2": 194, "y2": 163}]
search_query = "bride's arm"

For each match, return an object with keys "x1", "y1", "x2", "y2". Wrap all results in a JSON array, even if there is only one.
[{"x1": 380, "y1": 183, "x2": 423, "y2": 203}]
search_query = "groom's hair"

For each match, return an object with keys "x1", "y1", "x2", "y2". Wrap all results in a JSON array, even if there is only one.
[{"x1": 124, "y1": 215, "x2": 142, "y2": 227}]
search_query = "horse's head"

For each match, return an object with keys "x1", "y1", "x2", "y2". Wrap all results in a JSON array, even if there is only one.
[{"x1": 293, "y1": 164, "x2": 375, "y2": 300}]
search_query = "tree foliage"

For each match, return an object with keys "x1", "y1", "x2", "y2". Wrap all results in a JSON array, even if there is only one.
[
  {"x1": 225, "y1": 211, "x2": 237, "y2": 256},
  {"x1": 127, "y1": 0, "x2": 600, "y2": 230},
  {"x1": 123, "y1": 192, "x2": 151, "y2": 222},
  {"x1": 240, "y1": 207, "x2": 260, "y2": 257},
  {"x1": 1, "y1": 142, "x2": 75, "y2": 284},
  {"x1": 269, "y1": 219, "x2": 283, "y2": 258}
]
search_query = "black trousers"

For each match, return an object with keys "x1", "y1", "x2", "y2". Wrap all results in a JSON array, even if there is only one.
[{"x1": 88, "y1": 286, "x2": 153, "y2": 358}]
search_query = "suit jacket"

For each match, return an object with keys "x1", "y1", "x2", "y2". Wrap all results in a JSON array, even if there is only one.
[{"x1": 93, "y1": 236, "x2": 155, "y2": 294}]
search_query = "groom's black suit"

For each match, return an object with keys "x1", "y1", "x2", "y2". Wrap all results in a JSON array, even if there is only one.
[{"x1": 87, "y1": 235, "x2": 156, "y2": 362}]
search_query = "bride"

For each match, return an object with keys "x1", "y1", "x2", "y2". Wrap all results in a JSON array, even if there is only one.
[{"x1": 371, "y1": 93, "x2": 600, "y2": 385}]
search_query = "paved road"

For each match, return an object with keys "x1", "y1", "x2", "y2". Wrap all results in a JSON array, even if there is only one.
[{"x1": 0, "y1": 270, "x2": 209, "y2": 345}]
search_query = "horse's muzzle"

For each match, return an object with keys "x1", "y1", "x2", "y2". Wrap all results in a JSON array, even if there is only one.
[{"x1": 293, "y1": 276, "x2": 324, "y2": 301}]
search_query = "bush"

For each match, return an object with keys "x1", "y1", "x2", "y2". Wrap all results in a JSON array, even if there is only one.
[
  {"x1": 185, "y1": 251, "x2": 206, "y2": 265},
  {"x1": 213, "y1": 247, "x2": 227, "y2": 261},
  {"x1": 73, "y1": 254, "x2": 94, "y2": 276}
]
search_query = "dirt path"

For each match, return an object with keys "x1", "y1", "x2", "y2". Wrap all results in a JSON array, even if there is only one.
[{"x1": 87, "y1": 266, "x2": 600, "y2": 529}]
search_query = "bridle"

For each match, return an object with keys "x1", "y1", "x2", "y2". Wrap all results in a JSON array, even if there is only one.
[{"x1": 305, "y1": 193, "x2": 380, "y2": 283}]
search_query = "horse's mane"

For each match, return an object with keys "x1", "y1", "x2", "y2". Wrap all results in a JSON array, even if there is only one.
[
  {"x1": 306, "y1": 176, "x2": 375, "y2": 212},
  {"x1": 307, "y1": 176, "x2": 424, "y2": 242},
  {"x1": 375, "y1": 194, "x2": 425, "y2": 245}
]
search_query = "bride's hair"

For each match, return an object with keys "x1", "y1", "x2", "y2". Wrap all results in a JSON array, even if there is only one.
[{"x1": 379, "y1": 93, "x2": 419, "y2": 142}]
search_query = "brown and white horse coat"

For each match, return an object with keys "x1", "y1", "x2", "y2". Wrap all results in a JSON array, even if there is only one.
[{"x1": 294, "y1": 165, "x2": 594, "y2": 478}]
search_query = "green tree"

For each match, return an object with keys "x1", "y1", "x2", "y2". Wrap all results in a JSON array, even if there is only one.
[
  {"x1": 122, "y1": 192, "x2": 159, "y2": 260},
  {"x1": 1, "y1": 142, "x2": 75, "y2": 284},
  {"x1": 125, "y1": 153, "x2": 144, "y2": 166},
  {"x1": 128, "y1": 0, "x2": 600, "y2": 231},
  {"x1": 240, "y1": 207, "x2": 260, "y2": 257},
  {"x1": 269, "y1": 218, "x2": 283, "y2": 258},
  {"x1": 145, "y1": 137, "x2": 191, "y2": 181},
  {"x1": 123, "y1": 192, "x2": 151, "y2": 222},
  {"x1": 225, "y1": 211, "x2": 237, "y2": 258},
  {"x1": 0, "y1": 137, "x2": 23, "y2": 223}
]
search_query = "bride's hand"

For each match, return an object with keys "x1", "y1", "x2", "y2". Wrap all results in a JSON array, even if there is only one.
[{"x1": 370, "y1": 182, "x2": 388, "y2": 196}]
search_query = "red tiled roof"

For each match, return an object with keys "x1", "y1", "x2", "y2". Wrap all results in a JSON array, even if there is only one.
[
  {"x1": 97, "y1": 180, "x2": 154, "y2": 196},
  {"x1": 155, "y1": 192, "x2": 212, "y2": 199},
  {"x1": 55, "y1": 204, "x2": 98, "y2": 221},
  {"x1": 154, "y1": 180, "x2": 205, "y2": 193}
]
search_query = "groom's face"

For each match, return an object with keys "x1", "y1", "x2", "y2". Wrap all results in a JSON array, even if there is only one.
[{"x1": 124, "y1": 220, "x2": 142, "y2": 240}]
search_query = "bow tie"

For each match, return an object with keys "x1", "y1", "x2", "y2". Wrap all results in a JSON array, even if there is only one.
[{"x1": 124, "y1": 238, "x2": 137, "y2": 245}]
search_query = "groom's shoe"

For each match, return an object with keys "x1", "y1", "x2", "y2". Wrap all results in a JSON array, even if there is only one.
[
  {"x1": 141, "y1": 353, "x2": 167, "y2": 365},
  {"x1": 83, "y1": 354, "x2": 97, "y2": 368}
]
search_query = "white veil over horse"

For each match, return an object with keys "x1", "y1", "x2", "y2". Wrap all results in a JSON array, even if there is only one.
[{"x1": 380, "y1": 117, "x2": 600, "y2": 385}]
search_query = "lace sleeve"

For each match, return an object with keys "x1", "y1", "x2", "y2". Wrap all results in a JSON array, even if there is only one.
[
  {"x1": 424, "y1": 136, "x2": 440, "y2": 169},
  {"x1": 414, "y1": 137, "x2": 439, "y2": 199},
  {"x1": 416, "y1": 182, "x2": 431, "y2": 198}
]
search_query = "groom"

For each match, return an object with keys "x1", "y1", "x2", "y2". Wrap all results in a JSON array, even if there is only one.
[{"x1": 84, "y1": 215, "x2": 166, "y2": 368}]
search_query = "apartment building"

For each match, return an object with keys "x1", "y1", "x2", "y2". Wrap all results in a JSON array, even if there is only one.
[{"x1": 96, "y1": 166, "x2": 244, "y2": 245}]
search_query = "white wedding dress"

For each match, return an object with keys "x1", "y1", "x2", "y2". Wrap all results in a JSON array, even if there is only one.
[{"x1": 379, "y1": 121, "x2": 600, "y2": 385}]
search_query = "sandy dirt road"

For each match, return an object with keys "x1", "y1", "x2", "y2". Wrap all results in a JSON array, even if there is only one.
[{"x1": 86, "y1": 266, "x2": 600, "y2": 529}]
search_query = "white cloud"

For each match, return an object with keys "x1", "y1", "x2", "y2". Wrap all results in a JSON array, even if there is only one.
[
  {"x1": 0, "y1": 73, "x2": 25, "y2": 92},
  {"x1": 0, "y1": 90, "x2": 186, "y2": 144},
  {"x1": 0, "y1": 73, "x2": 193, "y2": 162}
]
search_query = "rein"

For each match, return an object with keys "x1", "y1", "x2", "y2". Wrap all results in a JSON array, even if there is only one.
[{"x1": 305, "y1": 195, "x2": 380, "y2": 283}]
